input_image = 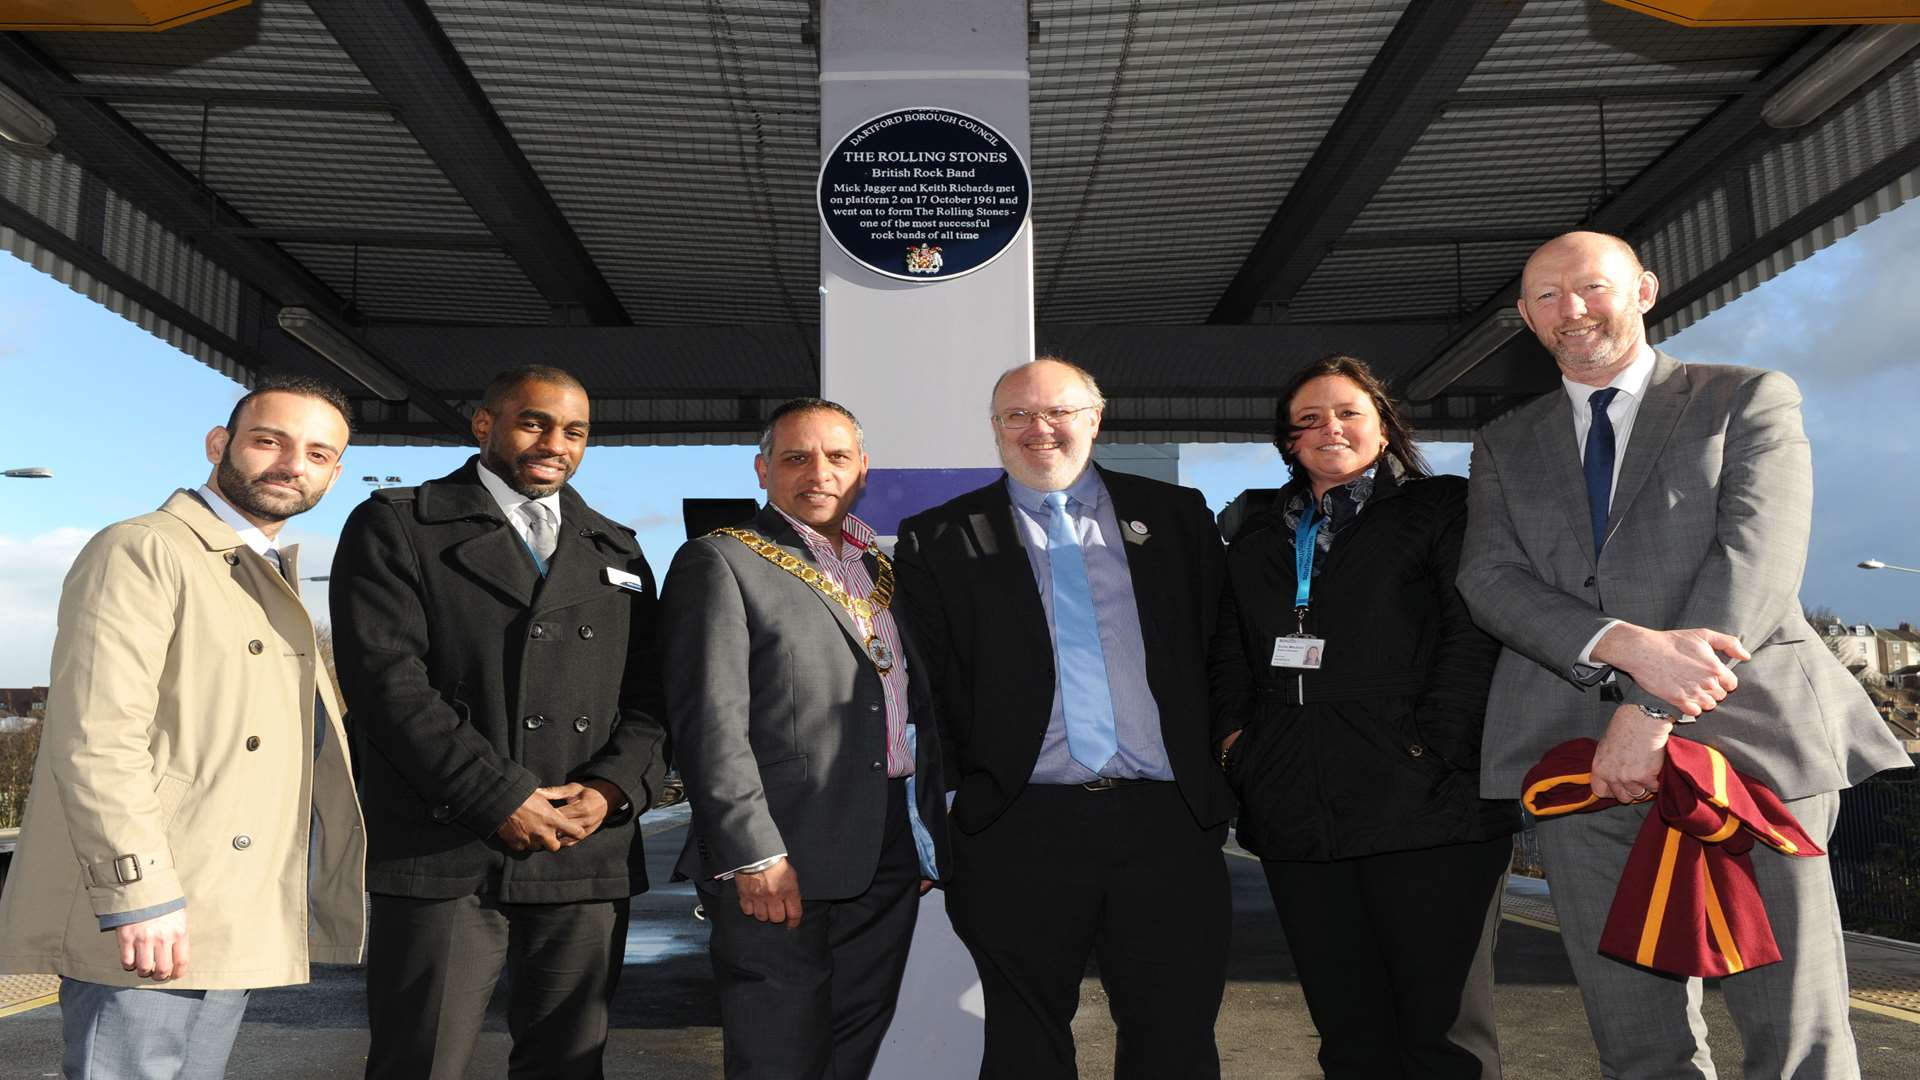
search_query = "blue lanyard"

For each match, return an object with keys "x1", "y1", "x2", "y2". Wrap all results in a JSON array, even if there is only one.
[{"x1": 1293, "y1": 509, "x2": 1323, "y2": 611}]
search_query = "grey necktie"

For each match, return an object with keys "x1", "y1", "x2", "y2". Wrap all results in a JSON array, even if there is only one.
[{"x1": 524, "y1": 501, "x2": 557, "y2": 571}]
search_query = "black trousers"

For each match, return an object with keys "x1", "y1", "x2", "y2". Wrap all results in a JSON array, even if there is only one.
[
  {"x1": 947, "y1": 781, "x2": 1230, "y2": 1080},
  {"x1": 1262, "y1": 834, "x2": 1510, "y2": 1080},
  {"x1": 363, "y1": 891, "x2": 629, "y2": 1080},
  {"x1": 701, "y1": 777, "x2": 923, "y2": 1080}
]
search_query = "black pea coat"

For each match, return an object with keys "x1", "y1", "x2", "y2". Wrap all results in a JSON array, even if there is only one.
[
  {"x1": 329, "y1": 458, "x2": 667, "y2": 903},
  {"x1": 1208, "y1": 471, "x2": 1519, "y2": 862}
]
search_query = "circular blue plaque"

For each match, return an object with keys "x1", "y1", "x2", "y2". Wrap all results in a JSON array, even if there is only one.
[{"x1": 818, "y1": 107, "x2": 1032, "y2": 282}]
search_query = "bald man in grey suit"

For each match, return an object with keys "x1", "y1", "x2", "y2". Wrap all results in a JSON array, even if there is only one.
[{"x1": 1458, "y1": 231, "x2": 1908, "y2": 1079}]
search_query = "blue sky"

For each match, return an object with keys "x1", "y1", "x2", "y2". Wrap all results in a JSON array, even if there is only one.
[{"x1": 2, "y1": 202, "x2": 1917, "y2": 684}]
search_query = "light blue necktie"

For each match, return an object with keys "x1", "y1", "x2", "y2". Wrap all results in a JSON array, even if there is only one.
[{"x1": 1043, "y1": 491, "x2": 1118, "y2": 774}]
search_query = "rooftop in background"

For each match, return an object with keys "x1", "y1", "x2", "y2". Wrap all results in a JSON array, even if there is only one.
[{"x1": 1, "y1": 2, "x2": 1915, "y2": 445}]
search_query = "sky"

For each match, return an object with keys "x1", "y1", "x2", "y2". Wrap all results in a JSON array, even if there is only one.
[{"x1": 2, "y1": 201, "x2": 1917, "y2": 684}]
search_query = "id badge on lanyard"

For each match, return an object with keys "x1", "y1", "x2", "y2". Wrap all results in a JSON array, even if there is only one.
[{"x1": 1271, "y1": 509, "x2": 1328, "y2": 670}]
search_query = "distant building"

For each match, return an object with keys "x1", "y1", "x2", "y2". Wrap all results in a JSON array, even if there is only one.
[
  {"x1": 1816, "y1": 619, "x2": 1882, "y2": 678},
  {"x1": 1875, "y1": 624, "x2": 1920, "y2": 676},
  {"x1": 0, "y1": 688, "x2": 47, "y2": 719}
]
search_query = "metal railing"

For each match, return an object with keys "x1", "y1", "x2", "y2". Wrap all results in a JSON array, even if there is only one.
[{"x1": 1832, "y1": 767, "x2": 1920, "y2": 941}]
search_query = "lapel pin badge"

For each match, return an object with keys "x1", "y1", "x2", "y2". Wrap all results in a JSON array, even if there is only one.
[{"x1": 1124, "y1": 519, "x2": 1150, "y2": 545}]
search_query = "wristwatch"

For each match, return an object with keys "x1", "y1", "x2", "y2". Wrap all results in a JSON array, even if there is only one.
[{"x1": 1636, "y1": 703, "x2": 1691, "y2": 724}]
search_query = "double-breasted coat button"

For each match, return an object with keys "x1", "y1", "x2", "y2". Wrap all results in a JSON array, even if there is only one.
[
  {"x1": 530, "y1": 624, "x2": 546, "y2": 639},
  {"x1": 224, "y1": 551, "x2": 240, "y2": 566},
  {"x1": 431, "y1": 804, "x2": 453, "y2": 823},
  {"x1": 245, "y1": 736, "x2": 260, "y2": 751},
  {"x1": 524, "y1": 715, "x2": 546, "y2": 730},
  {"x1": 232, "y1": 835, "x2": 252, "y2": 850},
  {"x1": 247, "y1": 640, "x2": 264, "y2": 655},
  {"x1": 578, "y1": 625, "x2": 594, "y2": 639},
  {"x1": 1407, "y1": 744, "x2": 1425, "y2": 758},
  {"x1": 573, "y1": 716, "x2": 591, "y2": 733},
  {"x1": 868, "y1": 703, "x2": 881, "y2": 713},
  {"x1": 870, "y1": 761, "x2": 883, "y2": 771}
]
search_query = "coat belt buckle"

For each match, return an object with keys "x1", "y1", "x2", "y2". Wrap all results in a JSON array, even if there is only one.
[{"x1": 1081, "y1": 777, "x2": 1126, "y2": 792}]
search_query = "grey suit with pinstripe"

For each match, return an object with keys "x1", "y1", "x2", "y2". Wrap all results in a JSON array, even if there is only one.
[{"x1": 1459, "y1": 351, "x2": 1908, "y2": 1078}]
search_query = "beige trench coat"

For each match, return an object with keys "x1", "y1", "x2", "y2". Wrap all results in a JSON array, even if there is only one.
[{"x1": 0, "y1": 490, "x2": 366, "y2": 990}]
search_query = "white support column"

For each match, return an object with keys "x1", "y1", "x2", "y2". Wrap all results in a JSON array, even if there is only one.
[
  {"x1": 819, "y1": 0, "x2": 1032, "y2": 535},
  {"x1": 817, "y1": 3, "x2": 1032, "y2": 1073}
]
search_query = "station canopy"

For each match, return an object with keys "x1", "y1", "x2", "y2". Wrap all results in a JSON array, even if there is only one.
[{"x1": 1, "y1": 2, "x2": 1916, "y2": 445}]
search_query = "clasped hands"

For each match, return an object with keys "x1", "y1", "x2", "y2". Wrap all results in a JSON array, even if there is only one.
[
  {"x1": 496, "y1": 779, "x2": 624, "y2": 853},
  {"x1": 1586, "y1": 624, "x2": 1752, "y2": 804}
]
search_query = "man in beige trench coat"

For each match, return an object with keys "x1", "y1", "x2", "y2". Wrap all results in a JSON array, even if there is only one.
[{"x1": 0, "y1": 375, "x2": 368, "y2": 1079}]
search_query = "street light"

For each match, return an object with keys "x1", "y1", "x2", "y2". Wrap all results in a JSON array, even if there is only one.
[
  {"x1": 1858, "y1": 559, "x2": 1920, "y2": 575},
  {"x1": 361, "y1": 475, "x2": 404, "y2": 490},
  {"x1": 3, "y1": 467, "x2": 52, "y2": 478}
]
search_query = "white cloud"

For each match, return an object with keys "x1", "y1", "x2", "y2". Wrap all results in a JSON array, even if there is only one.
[{"x1": 0, "y1": 528, "x2": 92, "y2": 686}]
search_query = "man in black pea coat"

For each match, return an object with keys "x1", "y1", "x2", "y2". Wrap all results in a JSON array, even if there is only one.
[{"x1": 330, "y1": 365, "x2": 666, "y2": 1080}]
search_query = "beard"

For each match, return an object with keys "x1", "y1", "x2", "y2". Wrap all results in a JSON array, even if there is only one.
[
  {"x1": 215, "y1": 450, "x2": 324, "y2": 523},
  {"x1": 482, "y1": 442, "x2": 573, "y2": 499},
  {"x1": 1547, "y1": 313, "x2": 1638, "y2": 375}
]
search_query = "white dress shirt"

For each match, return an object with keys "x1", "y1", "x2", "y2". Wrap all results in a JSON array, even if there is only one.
[
  {"x1": 198, "y1": 483, "x2": 283, "y2": 567},
  {"x1": 476, "y1": 459, "x2": 564, "y2": 553},
  {"x1": 1565, "y1": 344, "x2": 1657, "y2": 667}
]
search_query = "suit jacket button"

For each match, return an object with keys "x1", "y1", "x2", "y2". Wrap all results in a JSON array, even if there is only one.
[
  {"x1": 248, "y1": 639, "x2": 264, "y2": 655},
  {"x1": 530, "y1": 624, "x2": 545, "y2": 639},
  {"x1": 245, "y1": 736, "x2": 260, "y2": 751},
  {"x1": 1407, "y1": 744, "x2": 1425, "y2": 758},
  {"x1": 224, "y1": 551, "x2": 240, "y2": 566},
  {"x1": 431, "y1": 804, "x2": 453, "y2": 823},
  {"x1": 232, "y1": 834, "x2": 252, "y2": 850},
  {"x1": 870, "y1": 761, "x2": 883, "y2": 771},
  {"x1": 573, "y1": 716, "x2": 591, "y2": 733},
  {"x1": 868, "y1": 702, "x2": 881, "y2": 713},
  {"x1": 578, "y1": 624, "x2": 594, "y2": 639},
  {"x1": 525, "y1": 714, "x2": 546, "y2": 730}
]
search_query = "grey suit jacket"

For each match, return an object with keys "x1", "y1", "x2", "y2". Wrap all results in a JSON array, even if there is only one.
[
  {"x1": 1459, "y1": 351, "x2": 1908, "y2": 799},
  {"x1": 658, "y1": 506, "x2": 949, "y2": 900}
]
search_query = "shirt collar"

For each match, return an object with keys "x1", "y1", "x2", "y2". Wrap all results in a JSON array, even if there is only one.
[
  {"x1": 476, "y1": 459, "x2": 563, "y2": 523},
  {"x1": 1561, "y1": 343, "x2": 1657, "y2": 410},
  {"x1": 196, "y1": 483, "x2": 279, "y2": 561},
  {"x1": 772, "y1": 505, "x2": 876, "y2": 558},
  {"x1": 1006, "y1": 464, "x2": 1106, "y2": 516}
]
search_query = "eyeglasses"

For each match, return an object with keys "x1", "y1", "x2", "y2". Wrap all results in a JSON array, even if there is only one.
[{"x1": 995, "y1": 405, "x2": 1098, "y2": 430}]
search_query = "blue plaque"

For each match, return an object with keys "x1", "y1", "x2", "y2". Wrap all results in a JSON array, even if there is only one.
[{"x1": 818, "y1": 107, "x2": 1032, "y2": 282}]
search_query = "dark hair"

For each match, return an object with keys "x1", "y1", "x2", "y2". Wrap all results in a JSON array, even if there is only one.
[
  {"x1": 225, "y1": 374, "x2": 354, "y2": 436},
  {"x1": 1272, "y1": 354, "x2": 1428, "y2": 482},
  {"x1": 758, "y1": 397, "x2": 866, "y2": 458},
  {"x1": 480, "y1": 365, "x2": 588, "y2": 415}
]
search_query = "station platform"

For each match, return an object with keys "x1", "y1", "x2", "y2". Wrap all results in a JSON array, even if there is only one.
[{"x1": 1, "y1": 811, "x2": 1916, "y2": 1077}]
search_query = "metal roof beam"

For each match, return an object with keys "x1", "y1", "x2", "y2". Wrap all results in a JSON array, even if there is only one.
[
  {"x1": 0, "y1": 34, "x2": 470, "y2": 436},
  {"x1": 1442, "y1": 82, "x2": 1755, "y2": 110},
  {"x1": 1207, "y1": 0, "x2": 1524, "y2": 324},
  {"x1": 309, "y1": 0, "x2": 632, "y2": 325},
  {"x1": 195, "y1": 227, "x2": 502, "y2": 251},
  {"x1": 52, "y1": 85, "x2": 396, "y2": 112},
  {"x1": 1402, "y1": 27, "x2": 1850, "y2": 400},
  {"x1": 1336, "y1": 228, "x2": 1560, "y2": 250}
]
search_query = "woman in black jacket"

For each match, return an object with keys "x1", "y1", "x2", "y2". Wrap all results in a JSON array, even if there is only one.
[{"x1": 1211, "y1": 354, "x2": 1519, "y2": 1079}]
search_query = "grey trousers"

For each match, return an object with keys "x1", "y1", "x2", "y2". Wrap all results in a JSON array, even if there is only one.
[
  {"x1": 1534, "y1": 791, "x2": 1858, "y2": 1079},
  {"x1": 59, "y1": 979, "x2": 250, "y2": 1080}
]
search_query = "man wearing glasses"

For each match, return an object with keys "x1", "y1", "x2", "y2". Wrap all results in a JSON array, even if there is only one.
[{"x1": 895, "y1": 357, "x2": 1235, "y2": 1078}]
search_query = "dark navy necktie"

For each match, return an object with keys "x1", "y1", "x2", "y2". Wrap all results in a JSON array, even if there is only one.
[{"x1": 1584, "y1": 387, "x2": 1621, "y2": 556}]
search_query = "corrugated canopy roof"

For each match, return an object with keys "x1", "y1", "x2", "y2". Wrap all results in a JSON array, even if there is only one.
[{"x1": 0, "y1": 0, "x2": 1914, "y2": 444}]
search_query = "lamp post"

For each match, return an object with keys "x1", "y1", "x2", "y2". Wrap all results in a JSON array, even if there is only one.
[
  {"x1": 362, "y1": 475, "x2": 403, "y2": 490},
  {"x1": 1858, "y1": 559, "x2": 1920, "y2": 575},
  {"x1": 3, "y1": 468, "x2": 52, "y2": 478}
]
